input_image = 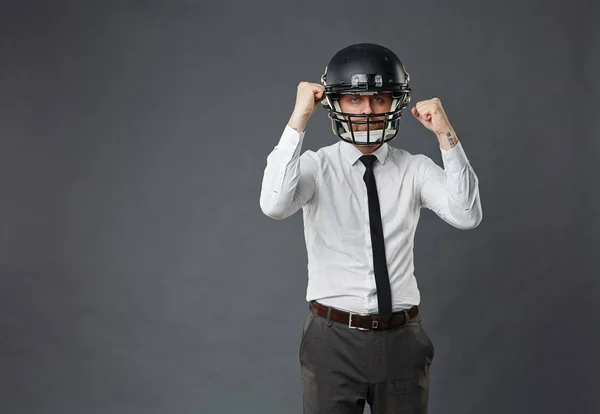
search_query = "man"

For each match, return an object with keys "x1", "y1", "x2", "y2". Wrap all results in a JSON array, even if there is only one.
[{"x1": 259, "y1": 43, "x2": 483, "y2": 413}]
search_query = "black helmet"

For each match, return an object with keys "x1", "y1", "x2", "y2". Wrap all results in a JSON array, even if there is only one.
[{"x1": 320, "y1": 43, "x2": 411, "y2": 145}]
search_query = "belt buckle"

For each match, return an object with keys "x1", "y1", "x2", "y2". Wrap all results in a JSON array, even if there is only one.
[{"x1": 348, "y1": 312, "x2": 370, "y2": 331}]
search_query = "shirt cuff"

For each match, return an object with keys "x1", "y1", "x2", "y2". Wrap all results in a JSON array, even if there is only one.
[
  {"x1": 439, "y1": 141, "x2": 470, "y2": 174},
  {"x1": 275, "y1": 124, "x2": 305, "y2": 157}
]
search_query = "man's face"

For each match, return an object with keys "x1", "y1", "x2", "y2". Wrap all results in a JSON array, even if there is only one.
[{"x1": 338, "y1": 93, "x2": 392, "y2": 131}]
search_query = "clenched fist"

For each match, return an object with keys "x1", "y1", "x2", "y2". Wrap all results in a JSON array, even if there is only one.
[
  {"x1": 411, "y1": 97, "x2": 459, "y2": 150},
  {"x1": 411, "y1": 97, "x2": 453, "y2": 136},
  {"x1": 288, "y1": 82, "x2": 326, "y2": 132}
]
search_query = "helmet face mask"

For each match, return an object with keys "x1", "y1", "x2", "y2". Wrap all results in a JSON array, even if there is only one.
[{"x1": 320, "y1": 43, "x2": 411, "y2": 146}]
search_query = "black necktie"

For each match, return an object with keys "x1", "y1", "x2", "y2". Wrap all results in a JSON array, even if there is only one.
[{"x1": 360, "y1": 155, "x2": 393, "y2": 323}]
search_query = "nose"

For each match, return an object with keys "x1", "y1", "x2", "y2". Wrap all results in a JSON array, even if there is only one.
[{"x1": 361, "y1": 100, "x2": 374, "y2": 115}]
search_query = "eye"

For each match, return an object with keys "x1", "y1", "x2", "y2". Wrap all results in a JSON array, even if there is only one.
[{"x1": 350, "y1": 96, "x2": 360, "y2": 103}]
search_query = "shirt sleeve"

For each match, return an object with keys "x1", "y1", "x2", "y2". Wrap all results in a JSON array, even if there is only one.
[
  {"x1": 419, "y1": 142, "x2": 483, "y2": 230},
  {"x1": 259, "y1": 125, "x2": 318, "y2": 220}
]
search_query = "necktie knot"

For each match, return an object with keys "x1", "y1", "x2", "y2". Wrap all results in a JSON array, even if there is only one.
[{"x1": 360, "y1": 155, "x2": 377, "y2": 168}]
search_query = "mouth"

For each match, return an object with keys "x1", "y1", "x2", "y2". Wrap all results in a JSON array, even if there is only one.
[{"x1": 354, "y1": 121, "x2": 385, "y2": 131}]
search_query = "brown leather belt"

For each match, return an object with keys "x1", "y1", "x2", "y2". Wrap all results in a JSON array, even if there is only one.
[{"x1": 309, "y1": 300, "x2": 419, "y2": 331}]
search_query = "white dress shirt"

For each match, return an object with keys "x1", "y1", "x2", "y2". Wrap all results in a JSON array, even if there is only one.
[{"x1": 260, "y1": 125, "x2": 483, "y2": 314}]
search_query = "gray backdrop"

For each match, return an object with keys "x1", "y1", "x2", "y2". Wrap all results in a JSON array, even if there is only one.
[{"x1": 1, "y1": 0, "x2": 598, "y2": 413}]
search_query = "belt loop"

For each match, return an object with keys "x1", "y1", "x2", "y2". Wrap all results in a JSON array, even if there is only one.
[
  {"x1": 326, "y1": 307, "x2": 334, "y2": 327},
  {"x1": 403, "y1": 309, "x2": 409, "y2": 324}
]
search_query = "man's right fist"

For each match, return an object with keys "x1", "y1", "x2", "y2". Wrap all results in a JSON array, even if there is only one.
[
  {"x1": 288, "y1": 82, "x2": 326, "y2": 132},
  {"x1": 294, "y1": 82, "x2": 326, "y2": 116}
]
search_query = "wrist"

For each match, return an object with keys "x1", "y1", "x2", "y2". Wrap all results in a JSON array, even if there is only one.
[
  {"x1": 436, "y1": 128, "x2": 458, "y2": 150},
  {"x1": 435, "y1": 124, "x2": 454, "y2": 137},
  {"x1": 288, "y1": 111, "x2": 312, "y2": 133}
]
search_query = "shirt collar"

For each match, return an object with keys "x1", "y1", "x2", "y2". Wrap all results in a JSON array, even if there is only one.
[{"x1": 339, "y1": 139, "x2": 389, "y2": 166}]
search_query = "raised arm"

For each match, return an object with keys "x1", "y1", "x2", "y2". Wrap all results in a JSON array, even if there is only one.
[
  {"x1": 412, "y1": 97, "x2": 483, "y2": 229},
  {"x1": 259, "y1": 82, "x2": 325, "y2": 220}
]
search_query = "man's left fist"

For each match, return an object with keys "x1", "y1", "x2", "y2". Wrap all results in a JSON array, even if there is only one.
[{"x1": 411, "y1": 97, "x2": 452, "y2": 136}]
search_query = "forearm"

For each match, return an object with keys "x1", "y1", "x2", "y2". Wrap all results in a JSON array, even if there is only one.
[
  {"x1": 259, "y1": 125, "x2": 315, "y2": 219},
  {"x1": 436, "y1": 129, "x2": 479, "y2": 213},
  {"x1": 421, "y1": 143, "x2": 483, "y2": 229},
  {"x1": 445, "y1": 162, "x2": 482, "y2": 220}
]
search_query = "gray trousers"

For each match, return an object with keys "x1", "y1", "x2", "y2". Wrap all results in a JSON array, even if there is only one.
[{"x1": 299, "y1": 304, "x2": 435, "y2": 413}]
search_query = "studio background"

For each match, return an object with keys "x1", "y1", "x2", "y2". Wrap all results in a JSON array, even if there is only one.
[{"x1": 1, "y1": 0, "x2": 598, "y2": 413}]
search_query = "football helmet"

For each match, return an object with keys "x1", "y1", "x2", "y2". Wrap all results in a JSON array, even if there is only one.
[{"x1": 320, "y1": 43, "x2": 411, "y2": 145}]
